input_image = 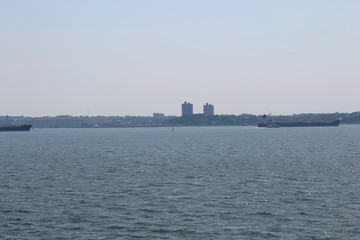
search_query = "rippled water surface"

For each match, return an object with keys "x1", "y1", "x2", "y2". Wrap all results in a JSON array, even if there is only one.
[{"x1": 1, "y1": 126, "x2": 360, "y2": 239}]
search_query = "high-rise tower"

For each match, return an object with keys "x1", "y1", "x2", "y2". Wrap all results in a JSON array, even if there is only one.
[
  {"x1": 203, "y1": 103, "x2": 214, "y2": 116},
  {"x1": 181, "y1": 101, "x2": 193, "y2": 116}
]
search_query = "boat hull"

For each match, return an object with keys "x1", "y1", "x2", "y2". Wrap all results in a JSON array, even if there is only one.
[
  {"x1": 258, "y1": 120, "x2": 340, "y2": 128},
  {"x1": 0, "y1": 125, "x2": 32, "y2": 131}
]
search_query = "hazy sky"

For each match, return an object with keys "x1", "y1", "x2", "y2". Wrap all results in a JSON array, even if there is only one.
[{"x1": 1, "y1": 0, "x2": 359, "y2": 117}]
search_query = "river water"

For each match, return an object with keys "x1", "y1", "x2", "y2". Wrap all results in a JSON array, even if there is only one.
[{"x1": 1, "y1": 126, "x2": 360, "y2": 239}]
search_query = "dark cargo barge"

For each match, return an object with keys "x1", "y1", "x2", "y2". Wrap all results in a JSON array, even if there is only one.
[
  {"x1": 258, "y1": 120, "x2": 340, "y2": 128},
  {"x1": 0, "y1": 125, "x2": 32, "y2": 131}
]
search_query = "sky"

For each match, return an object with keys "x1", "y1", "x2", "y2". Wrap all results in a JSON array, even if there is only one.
[{"x1": 1, "y1": 0, "x2": 359, "y2": 117}]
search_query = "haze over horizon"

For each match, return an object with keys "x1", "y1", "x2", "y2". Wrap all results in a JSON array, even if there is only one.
[{"x1": 1, "y1": 1, "x2": 359, "y2": 117}]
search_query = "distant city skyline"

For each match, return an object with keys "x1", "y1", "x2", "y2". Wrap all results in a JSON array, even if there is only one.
[{"x1": 1, "y1": 1, "x2": 359, "y2": 117}]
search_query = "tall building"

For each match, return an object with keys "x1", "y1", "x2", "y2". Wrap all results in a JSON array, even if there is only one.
[
  {"x1": 203, "y1": 103, "x2": 214, "y2": 116},
  {"x1": 182, "y1": 101, "x2": 193, "y2": 116}
]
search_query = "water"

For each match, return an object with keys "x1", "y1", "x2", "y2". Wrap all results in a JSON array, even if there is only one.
[{"x1": 1, "y1": 126, "x2": 360, "y2": 239}]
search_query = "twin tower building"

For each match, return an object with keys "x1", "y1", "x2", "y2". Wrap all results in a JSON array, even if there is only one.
[{"x1": 182, "y1": 101, "x2": 214, "y2": 117}]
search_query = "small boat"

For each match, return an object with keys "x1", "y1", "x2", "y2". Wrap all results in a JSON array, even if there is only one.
[{"x1": 0, "y1": 125, "x2": 32, "y2": 132}]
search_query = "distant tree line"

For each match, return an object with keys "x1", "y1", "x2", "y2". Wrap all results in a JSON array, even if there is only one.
[
  {"x1": 164, "y1": 112, "x2": 360, "y2": 126},
  {"x1": 164, "y1": 114, "x2": 260, "y2": 126},
  {"x1": 1, "y1": 111, "x2": 360, "y2": 128}
]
